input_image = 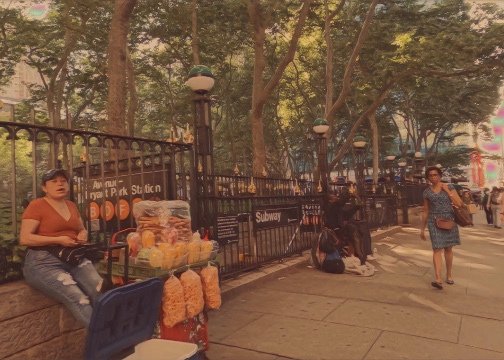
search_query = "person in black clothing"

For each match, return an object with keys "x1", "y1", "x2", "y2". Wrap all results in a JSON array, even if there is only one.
[
  {"x1": 482, "y1": 188, "x2": 493, "y2": 225},
  {"x1": 325, "y1": 191, "x2": 367, "y2": 265}
]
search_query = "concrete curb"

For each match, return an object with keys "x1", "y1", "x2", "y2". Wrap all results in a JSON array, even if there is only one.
[{"x1": 220, "y1": 225, "x2": 405, "y2": 301}]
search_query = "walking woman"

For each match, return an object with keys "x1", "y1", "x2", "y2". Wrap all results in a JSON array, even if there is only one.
[{"x1": 420, "y1": 166, "x2": 463, "y2": 290}]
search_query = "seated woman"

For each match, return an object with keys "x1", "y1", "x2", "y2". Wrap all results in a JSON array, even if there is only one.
[{"x1": 20, "y1": 169, "x2": 104, "y2": 327}]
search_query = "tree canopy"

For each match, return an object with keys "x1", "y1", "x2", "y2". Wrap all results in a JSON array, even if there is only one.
[{"x1": 1, "y1": 0, "x2": 503, "y2": 176}]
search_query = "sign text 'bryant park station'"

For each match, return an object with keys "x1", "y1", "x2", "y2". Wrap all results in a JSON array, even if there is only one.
[{"x1": 77, "y1": 173, "x2": 165, "y2": 223}]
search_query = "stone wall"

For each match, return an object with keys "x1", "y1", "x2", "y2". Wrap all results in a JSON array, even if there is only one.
[{"x1": 0, "y1": 281, "x2": 86, "y2": 360}]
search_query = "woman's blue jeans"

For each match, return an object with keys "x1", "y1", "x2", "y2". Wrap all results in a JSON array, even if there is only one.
[{"x1": 23, "y1": 249, "x2": 104, "y2": 327}]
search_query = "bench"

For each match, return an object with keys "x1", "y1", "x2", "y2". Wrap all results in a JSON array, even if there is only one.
[{"x1": 0, "y1": 281, "x2": 86, "y2": 360}]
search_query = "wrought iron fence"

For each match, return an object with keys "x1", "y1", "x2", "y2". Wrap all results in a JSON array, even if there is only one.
[
  {"x1": 0, "y1": 121, "x2": 420, "y2": 283},
  {"x1": 0, "y1": 121, "x2": 192, "y2": 245},
  {"x1": 328, "y1": 182, "x2": 399, "y2": 229},
  {"x1": 362, "y1": 195, "x2": 398, "y2": 229},
  {"x1": 196, "y1": 175, "x2": 323, "y2": 280},
  {"x1": 0, "y1": 121, "x2": 324, "y2": 282},
  {"x1": 397, "y1": 183, "x2": 426, "y2": 207}
]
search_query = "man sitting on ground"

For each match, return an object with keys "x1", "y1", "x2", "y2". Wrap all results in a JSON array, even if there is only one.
[{"x1": 325, "y1": 191, "x2": 367, "y2": 265}]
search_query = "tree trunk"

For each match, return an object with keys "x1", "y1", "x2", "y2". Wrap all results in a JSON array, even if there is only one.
[
  {"x1": 323, "y1": 0, "x2": 346, "y2": 140},
  {"x1": 107, "y1": 0, "x2": 137, "y2": 139},
  {"x1": 368, "y1": 111, "x2": 379, "y2": 183},
  {"x1": 248, "y1": 0, "x2": 312, "y2": 176},
  {"x1": 190, "y1": 0, "x2": 200, "y2": 65},
  {"x1": 125, "y1": 47, "x2": 137, "y2": 137}
]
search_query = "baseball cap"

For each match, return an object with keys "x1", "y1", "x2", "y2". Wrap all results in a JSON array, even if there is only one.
[{"x1": 41, "y1": 169, "x2": 69, "y2": 185}]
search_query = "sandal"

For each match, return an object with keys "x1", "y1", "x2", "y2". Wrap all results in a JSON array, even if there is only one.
[
  {"x1": 446, "y1": 279, "x2": 454, "y2": 285},
  {"x1": 431, "y1": 281, "x2": 443, "y2": 290}
]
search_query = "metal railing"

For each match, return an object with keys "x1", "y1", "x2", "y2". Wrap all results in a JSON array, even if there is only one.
[
  {"x1": 1, "y1": 121, "x2": 428, "y2": 283},
  {"x1": 0, "y1": 121, "x2": 192, "y2": 244},
  {"x1": 397, "y1": 183, "x2": 426, "y2": 207},
  {"x1": 195, "y1": 175, "x2": 323, "y2": 279}
]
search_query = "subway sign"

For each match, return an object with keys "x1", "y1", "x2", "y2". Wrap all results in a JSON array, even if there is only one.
[{"x1": 253, "y1": 204, "x2": 299, "y2": 230}]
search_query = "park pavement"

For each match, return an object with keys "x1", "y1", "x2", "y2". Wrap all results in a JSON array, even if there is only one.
[{"x1": 204, "y1": 208, "x2": 504, "y2": 360}]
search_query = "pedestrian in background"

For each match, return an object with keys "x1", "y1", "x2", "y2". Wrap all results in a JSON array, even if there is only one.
[
  {"x1": 462, "y1": 190, "x2": 475, "y2": 224},
  {"x1": 482, "y1": 188, "x2": 493, "y2": 225},
  {"x1": 420, "y1": 166, "x2": 462, "y2": 290},
  {"x1": 486, "y1": 187, "x2": 502, "y2": 229}
]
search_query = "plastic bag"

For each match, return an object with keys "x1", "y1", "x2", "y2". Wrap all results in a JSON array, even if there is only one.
[
  {"x1": 133, "y1": 200, "x2": 192, "y2": 241},
  {"x1": 136, "y1": 247, "x2": 153, "y2": 266},
  {"x1": 180, "y1": 269, "x2": 204, "y2": 318},
  {"x1": 200, "y1": 265, "x2": 221, "y2": 310},
  {"x1": 142, "y1": 230, "x2": 155, "y2": 248},
  {"x1": 162, "y1": 276, "x2": 187, "y2": 328},
  {"x1": 148, "y1": 246, "x2": 163, "y2": 268},
  {"x1": 126, "y1": 232, "x2": 142, "y2": 257},
  {"x1": 173, "y1": 241, "x2": 187, "y2": 258},
  {"x1": 200, "y1": 241, "x2": 214, "y2": 262},
  {"x1": 158, "y1": 243, "x2": 187, "y2": 270},
  {"x1": 187, "y1": 240, "x2": 201, "y2": 264}
]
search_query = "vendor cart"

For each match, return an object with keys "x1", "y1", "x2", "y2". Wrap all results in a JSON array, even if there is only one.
[
  {"x1": 84, "y1": 277, "x2": 198, "y2": 360},
  {"x1": 98, "y1": 227, "x2": 220, "y2": 354}
]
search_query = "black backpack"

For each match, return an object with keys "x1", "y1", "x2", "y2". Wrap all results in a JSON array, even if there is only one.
[
  {"x1": 321, "y1": 251, "x2": 345, "y2": 274},
  {"x1": 311, "y1": 230, "x2": 346, "y2": 274}
]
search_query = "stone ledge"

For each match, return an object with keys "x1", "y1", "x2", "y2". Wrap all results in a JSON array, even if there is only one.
[
  {"x1": 0, "y1": 281, "x2": 85, "y2": 360},
  {"x1": 0, "y1": 281, "x2": 58, "y2": 322}
]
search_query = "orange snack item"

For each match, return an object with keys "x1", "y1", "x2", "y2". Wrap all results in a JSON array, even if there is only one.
[
  {"x1": 180, "y1": 270, "x2": 204, "y2": 318},
  {"x1": 162, "y1": 276, "x2": 187, "y2": 328},
  {"x1": 142, "y1": 230, "x2": 155, "y2": 248},
  {"x1": 200, "y1": 265, "x2": 221, "y2": 310}
]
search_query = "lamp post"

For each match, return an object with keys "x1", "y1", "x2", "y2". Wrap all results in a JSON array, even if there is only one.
[
  {"x1": 385, "y1": 155, "x2": 396, "y2": 190},
  {"x1": 313, "y1": 118, "x2": 329, "y2": 194},
  {"x1": 398, "y1": 157, "x2": 407, "y2": 183},
  {"x1": 352, "y1": 135, "x2": 367, "y2": 195},
  {"x1": 396, "y1": 157, "x2": 409, "y2": 224},
  {"x1": 187, "y1": 65, "x2": 215, "y2": 234},
  {"x1": 413, "y1": 151, "x2": 424, "y2": 184},
  {"x1": 312, "y1": 118, "x2": 329, "y2": 223}
]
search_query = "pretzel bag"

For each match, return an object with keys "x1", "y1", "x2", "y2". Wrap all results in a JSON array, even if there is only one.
[{"x1": 133, "y1": 200, "x2": 192, "y2": 243}]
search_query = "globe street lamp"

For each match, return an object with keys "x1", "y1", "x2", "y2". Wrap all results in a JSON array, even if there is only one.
[
  {"x1": 397, "y1": 157, "x2": 407, "y2": 183},
  {"x1": 187, "y1": 65, "x2": 215, "y2": 234},
  {"x1": 352, "y1": 135, "x2": 367, "y2": 195},
  {"x1": 385, "y1": 154, "x2": 397, "y2": 189},
  {"x1": 413, "y1": 151, "x2": 424, "y2": 184}
]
